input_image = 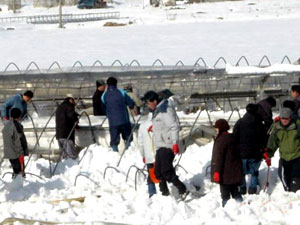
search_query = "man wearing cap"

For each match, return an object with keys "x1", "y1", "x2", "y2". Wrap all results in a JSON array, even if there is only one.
[
  {"x1": 1, "y1": 90, "x2": 34, "y2": 121},
  {"x1": 55, "y1": 96, "x2": 79, "y2": 159},
  {"x1": 93, "y1": 80, "x2": 106, "y2": 116},
  {"x1": 143, "y1": 90, "x2": 189, "y2": 200},
  {"x1": 265, "y1": 107, "x2": 300, "y2": 192}
]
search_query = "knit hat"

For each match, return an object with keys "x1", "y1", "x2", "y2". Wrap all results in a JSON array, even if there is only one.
[
  {"x1": 279, "y1": 108, "x2": 293, "y2": 118},
  {"x1": 214, "y1": 119, "x2": 230, "y2": 131},
  {"x1": 96, "y1": 79, "x2": 105, "y2": 87}
]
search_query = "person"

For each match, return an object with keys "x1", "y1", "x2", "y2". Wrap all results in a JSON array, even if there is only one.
[
  {"x1": 55, "y1": 96, "x2": 79, "y2": 160},
  {"x1": 211, "y1": 119, "x2": 243, "y2": 207},
  {"x1": 124, "y1": 84, "x2": 143, "y2": 115},
  {"x1": 233, "y1": 103, "x2": 268, "y2": 194},
  {"x1": 101, "y1": 77, "x2": 137, "y2": 152},
  {"x1": 2, "y1": 108, "x2": 28, "y2": 178},
  {"x1": 1, "y1": 90, "x2": 34, "y2": 121},
  {"x1": 264, "y1": 108, "x2": 300, "y2": 192},
  {"x1": 137, "y1": 114, "x2": 157, "y2": 198},
  {"x1": 283, "y1": 100, "x2": 297, "y2": 121},
  {"x1": 92, "y1": 80, "x2": 106, "y2": 116},
  {"x1": 143, "y1": 90, "x2": 189, "y2": 200},
  {"x1": 290, "y1": 85, "x2": 300, "y2": 119},
  {"x1": 257, "y1": 96, "x2": 276, "y2": 131}
]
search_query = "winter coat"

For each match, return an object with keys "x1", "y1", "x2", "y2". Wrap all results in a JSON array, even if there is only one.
[
  {"x1": 1, "y1": 93, "x2": 28, "y2": 119},
  {"x1": 101, "y1": 86, "x2": 135, "y2": 127},
  {"x1": 267, "y1": 120, "x2": 300, "y2": 161},
  {"x1": 2, "y1": 120, "x2": 28, "y2": 159},
  {"x1": 257, "y1": 99, "x2": 273, "y2": 130},
  {"x1": 55, "y1": 98, "x2": 79, "y2": 142},
  {"x1": 211, "y1": 133, "x2": 243, "y2": 185},
  {"x1": 233, "y1": 111, "x2": 267, "y2": 159},
  {"x1": 137, "y1": 114, "x2": 155, "y2": 164},
  {"x1": 92, "y1": 90, "x2": 106, "y2": 116},
  {"x1": 152, "y1": 99, "x2": 179, "y2": 150}
]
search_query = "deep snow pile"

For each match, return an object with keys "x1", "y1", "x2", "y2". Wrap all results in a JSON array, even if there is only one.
[{"x1": 0, "y1": 128, "x2": 298, "y2": 224}]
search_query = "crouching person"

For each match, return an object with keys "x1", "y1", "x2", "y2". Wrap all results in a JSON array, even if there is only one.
[
  {"x1": 137, "y1": 115, "x2": 157, "y2": 198},
  {"x1": 264, "y1": 108, "x2": 300, "y2": 192},
  {"x1": 143, "y1": 91, "x2": 189, "y2": 200},
  {"x1": 2, "y1": 108, "x2": 28, "y2": 178},
  {"x1": 211, "y1": 119, "x2": 243, "y2": 207}
]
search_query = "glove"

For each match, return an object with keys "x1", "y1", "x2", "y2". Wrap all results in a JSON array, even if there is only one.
[
  {"x1": 3, "y1": 116, "x2": 9, "y2": 121},
  {"x1": 263, "y1": 152, "x2": 271, "y2": 166},
  {"x1": 19, "y1": 155, "x2": 24, "y2": 164},
  {"x1": 172, "y1": 144, "x2": 179, "y2": 155},
  {"x1": 143, "y1": 157, "x2": 145, "y2": 164},
  {"x1": 147, "y1": 125, "x2": 153, "y2": 133},
  {"x1": 274, "y1": 116, "x2": 280, "y2": 122},
  {"x1": 213, "y1": 172, "x2": 220, "y2": 183}
]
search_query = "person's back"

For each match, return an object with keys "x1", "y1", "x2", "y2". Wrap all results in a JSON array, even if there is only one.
[
  {"x1": 55, "y1": 97, "x2": 78, "y2": 141},
  {"x1": 92, "y1": 80, "x2": 106, "y2": 116},
  {"x1": 257, "y1": 97, "x2": 276, "y2": 130}
]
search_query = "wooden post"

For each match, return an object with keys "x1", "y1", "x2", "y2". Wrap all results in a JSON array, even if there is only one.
[{"x1": 58, "y1": 0, "x2": 63, "y2": 28}]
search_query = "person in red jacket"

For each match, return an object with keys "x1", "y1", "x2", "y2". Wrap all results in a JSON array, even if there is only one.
[{"x1": 211, "y1": 119, "x2": 243, "y2": 207}]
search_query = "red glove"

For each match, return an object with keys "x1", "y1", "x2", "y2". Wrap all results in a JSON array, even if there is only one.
[
  {"x1": 3, "y1": 116, "x2": 9, "y2": 121},
  {"x1": 19, "y1": 155, "x2": 24, "y2": 164},
  {"x1": 147, "y1": 125, "x2": 153, "y2": 133},
  {"x1": 213, "y1": 172, "x2": 220, "y2": 183},
  {"x1": 172, "y1": 144, "x2": 179, "y2": 155},
  {"x1": 274, "y1": 116, "x2": 280, "y2": 122},
  {"x1": 143, "y1": 157, "x2": 145, "y2": 164},
  {"x1": 263, "y1": 152, "x2": 271, "y2": 166}
]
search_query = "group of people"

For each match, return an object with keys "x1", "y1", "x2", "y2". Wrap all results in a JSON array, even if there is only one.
[
  {"x1": 2, "y1": 81, "x2": 300, "y2": 206},
  {"x1": 211, "y1": 85, "x2": 300, "y2": 207}
]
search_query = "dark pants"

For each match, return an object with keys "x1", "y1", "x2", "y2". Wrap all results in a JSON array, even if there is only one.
[
  {"x1": 9, "y1": 158, "x2": 22, "y2": 174},
  {"x1": 220, "y1": 184, "x2": 243, "y2": 207},
  {"x1": 241, "y1": 159, "x2": 261, "y2": 189},
  {"x1": 278, "y1": 157, "x2": 300, "y2": 192},
  {"x1": 109, "y1": 123, "x2": 132, "y2": 148},
  {"x1": 155, "y1": 147, "x2": 186, "y2": 195}
]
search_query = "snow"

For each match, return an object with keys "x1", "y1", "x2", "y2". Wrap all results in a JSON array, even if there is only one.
[{"x1": 0, "y1": 0, "x2": 300, "y2": 224}]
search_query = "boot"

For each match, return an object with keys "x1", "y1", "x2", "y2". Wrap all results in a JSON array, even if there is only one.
[
  {"x1": 239, "y1": 186, "x2": 247, "y2": 195},
  {"x1": 159, "y1": 181, "x2": 170, "y2": 196},
  {"x1": 248, "y1": 186, "x2": 257, "y2": 195}
]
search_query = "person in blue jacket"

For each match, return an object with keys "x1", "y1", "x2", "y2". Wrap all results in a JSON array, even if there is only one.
[
  {"x1": 101, "y1": 77, "x2": 137, "y2": 152},
  {"x1": 1, "y1": 90, "x2": 34, "y2": 121}
]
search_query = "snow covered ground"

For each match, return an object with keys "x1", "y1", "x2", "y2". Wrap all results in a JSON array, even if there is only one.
[{"x1": 0, "y1": 0, "x2": 300, "y2": 224}]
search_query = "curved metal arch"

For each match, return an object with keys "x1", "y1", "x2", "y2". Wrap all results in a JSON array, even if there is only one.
[
  {"x1": 235, "y1": 56, "x2": 250, "y2": 66},
  {"x1": 174, "y1": 164, "x2": 188, "y2": 174},
  {"x1": 129, "y1": 60, "x2": 141, "y2": 67},
  {"x1": 74, "y1": 173, "x2": 100, "y2": 186},
  {"x1": 91, "y1": 60, "x2": 104, "y2": 67},
  {"x1": 47, "y1": 61, "x2": 62, "y2": 73},
  {"x1": 22, "y1": 113, "x2": 40, "y2": 146},
  {"x1": 103, "y1": 166, "x2": 120, "y2": 179},
  {"x1": 3, "y1": 62, "x2": 21, "y2": 73},
  {"x1": 126, "y1": 165, "x2": 144, "y2": 182},
  {"x1": 258, "y1": 55, "x2": 271, "y2": 67},
  {"x1": 213, "y1": 57, "x2": 227, "y2": 68},
  {"x1": 111, "y1": 59, "x2": 123, "y2": 67},
  {"x1": 175, "y1": 60, "x2": 185, "y2": 66},
  {"x1": 227, "y1": 107, "x2": 241, "y2": 122},
  {"x1": 70, "y1": 60, "x2": 84, "y2": 72},
  {"x1": 25, "y1": 109, "x2": 57, "y2": 168},
  {"x1": 193, "y1": 57, "x2": 207, "y2": 67},
  {"x1": 151, "y1": 59, "x2": 164, "y2": 67},
  {"x1": 48, "y1": 134, "x2": 57, "y2": 176},
  {"x1": 281, "y1": 55, "x2": 291, "y2": 64},
  {"x1": 25, "y1": 61, "x2": 42, "y2": 73},
  {"x1": 134, "y1": 167, "x2": 146, "y2": 191}
]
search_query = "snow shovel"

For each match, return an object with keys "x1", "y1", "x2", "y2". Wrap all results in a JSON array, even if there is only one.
[{"x1": 264, "y1": 165, "x2": 270, "y2": 192}]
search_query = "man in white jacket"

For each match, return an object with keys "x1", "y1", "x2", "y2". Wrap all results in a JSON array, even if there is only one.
[{"x1": 143, "y1": 91, "x2": 188, "y2": 200}]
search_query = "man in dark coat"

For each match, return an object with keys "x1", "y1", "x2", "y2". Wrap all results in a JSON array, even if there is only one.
[
  {"x1": 56, "y1": 97, "x2": 79, "y2": 159},
  {"x1": 291, "y1": 85, "x2": 300, "y2": 119},
  {"x1": 101, "y1": 77, "x2": 137, "y2": 152},
  {"x1": 257, "y1": 96, "x2": 276, "y2": 131},
  {"x1": 92, "y1": 79, "x2": 106, "y2": 116},
  {"x1": 233, "y1": 103, "x2": 268, "y2": 194},
  {"x1": 211, "y1": 119, "x2": 243, "y2": 207}
]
